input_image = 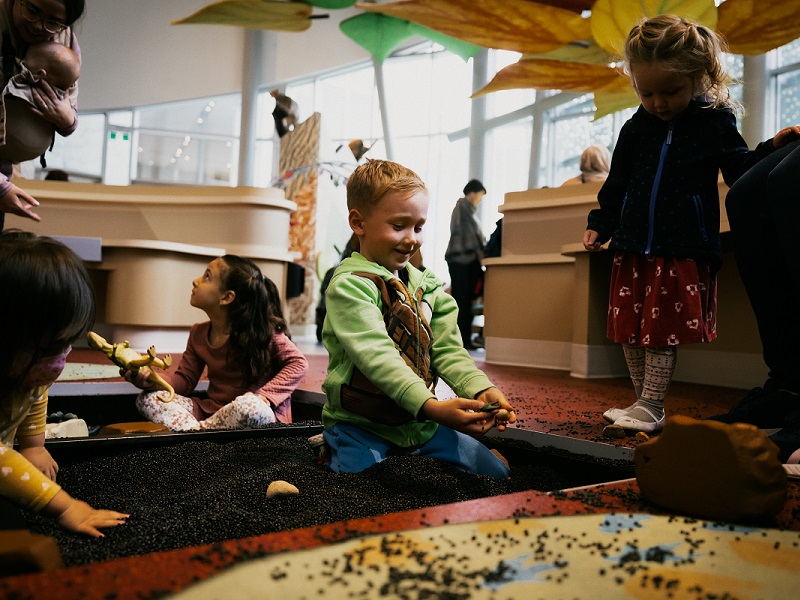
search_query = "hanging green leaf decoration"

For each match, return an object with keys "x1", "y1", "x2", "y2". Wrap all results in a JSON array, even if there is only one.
[
  {"x1": 408, "y1": 23, "x2": 483, "y2": 61},
  {"x1": 340, "y1": 13, "x2": 414, "y2": 63},
  {"x1": 306, "y1": 0, "x2": 357, "y2": 8}
]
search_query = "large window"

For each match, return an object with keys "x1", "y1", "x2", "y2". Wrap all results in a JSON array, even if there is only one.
[{"x1": 37, "y1": 37, "x2": 800, "y2": 283}]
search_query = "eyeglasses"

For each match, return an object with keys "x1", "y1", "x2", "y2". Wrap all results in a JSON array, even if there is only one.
[{"x1": 18, "y1": 0, "x2": 67, "y2": 35}]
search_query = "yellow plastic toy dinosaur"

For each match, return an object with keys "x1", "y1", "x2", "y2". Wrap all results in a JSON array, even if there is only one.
[{"x1": 86, "y1": 331, "x2": 175, "y2": 402}]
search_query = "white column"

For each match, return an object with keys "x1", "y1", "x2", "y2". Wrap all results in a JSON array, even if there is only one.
[
  {"x1": 469, "y1": 50, "x2": 489, "y2": 181},
  {"x1": 238, "y1": 30, "x2": 269, "y2": 187},
  {"x1": 741, "y1": 54, "x2": 769, "y2": 147},
  {"x1": 373, "y1": 58, "x2": 395, "y2": 161}
]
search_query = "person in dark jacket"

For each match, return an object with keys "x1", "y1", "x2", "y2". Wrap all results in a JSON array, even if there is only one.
[
  {"x1": 583, "y1": 15, "x2": 800, "y2": 437},
  {"x1": 445, "y1": 179, "x2": 486, "y2": 349}
]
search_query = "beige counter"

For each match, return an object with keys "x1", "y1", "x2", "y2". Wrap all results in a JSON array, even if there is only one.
[{"x1": 6, "y1": 180, "x2": 296, "y2": 352}]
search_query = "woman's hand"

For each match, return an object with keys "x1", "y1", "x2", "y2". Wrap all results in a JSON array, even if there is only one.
[
  {"x1": 773, "y1": 125, "x2": 800, "y2": 150},
  {"x1": 1, "y1": 185, "x2": 41, "y2": 221},
  {"x1": 30, "y1": 80, "x2": 75, "y2": 130}
]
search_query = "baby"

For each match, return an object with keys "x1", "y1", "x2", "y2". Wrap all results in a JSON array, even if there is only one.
[{"x1": 0, "y1": 41, "x2": 80, "y2": 163}]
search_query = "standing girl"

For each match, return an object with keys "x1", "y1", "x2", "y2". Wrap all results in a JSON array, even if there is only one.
[
  {"x1": 0, "y1": 230, "x2": 128, "y2": 536},
  {"x1": 129, "y1": 255, "x2": 309, "y2": 431},
  {"x1": 583, "y1": 14, "x2": 800, "y2": 436}
]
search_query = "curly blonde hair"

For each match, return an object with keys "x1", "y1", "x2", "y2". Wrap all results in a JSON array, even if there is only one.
[{"x1": 624, "y1": 14, "x2": 733, "y2": 110}]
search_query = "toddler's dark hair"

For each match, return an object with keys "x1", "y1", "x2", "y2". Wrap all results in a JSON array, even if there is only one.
[
  {"x1": 218, "y1": 255, "x2": 287, "y2": 386},
  {"x1": 0, "y1": 230, "x2": 94, "y2": 396}
]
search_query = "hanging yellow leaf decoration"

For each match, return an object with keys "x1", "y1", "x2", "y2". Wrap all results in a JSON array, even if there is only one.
[
  {"x1": 172, "y1": 0, "x2": 313, "y2": 32},
  {"x1": 592, "y1": 88, "x2": 640, "y2": 121},
  {"x1": 590, "y1": 0, "x2": 718, "y2": 56},
  {"x1": 523, "y1": 38, "x2": 617, "y2": 67},
  {"x1": 472, "y1": 58, "x2": 629, "y2": 98},
  {"x1": 356, "y1": 0, "x2": 590, "y2": 55},
  {"x1": 718, "y1": 0, "x2": 800, "y2": 56}
]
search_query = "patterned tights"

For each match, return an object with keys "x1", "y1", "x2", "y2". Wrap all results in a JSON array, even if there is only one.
[
  {"x1": 621, "y1": 344, "x2": 677, "y2": 423},
  {"x1": 136, "y1": 391, "x2": 276, "y2": 432}
]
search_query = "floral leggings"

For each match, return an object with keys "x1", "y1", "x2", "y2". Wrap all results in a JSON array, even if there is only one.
[{"x1": 136, "y1": 391, "x2": 276, "y2": 432}]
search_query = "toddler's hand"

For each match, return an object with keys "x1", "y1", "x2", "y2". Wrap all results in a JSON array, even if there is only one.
[
  {"x1": 43, "y1": 490, "x2": 129, "y2": 538},
  {"x1": 583, "y1": 229, "x2": 602, "y2": 252},
  {"x1": 421, "y1": 397, "x2": 490, "y2": 436},
  {"x1": 19, "y1": 446, "x2": 58, "y2": 481},
  {"x1": 120, "y1": 366, "x2": 155, "y2": 389},
  {"x1": 476, "y1": 387, "x2": 517, "y2": 432}
]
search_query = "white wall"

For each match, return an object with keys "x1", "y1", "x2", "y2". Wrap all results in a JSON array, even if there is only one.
[{"x1": 76, "y1": 1, "x2": 370, "y2": 111}]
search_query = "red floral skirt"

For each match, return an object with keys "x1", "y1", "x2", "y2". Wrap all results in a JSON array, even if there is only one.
[{"x1": 606, "y1": 252, "x2": 717, "y2": 346}]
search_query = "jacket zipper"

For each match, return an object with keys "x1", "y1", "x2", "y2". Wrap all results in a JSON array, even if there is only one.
[
  {"x1": 645, "y1": 123, "x2": 673, "y2": 255},
  {"x1": 692, "y1": 194, "x2": 709, "y2": 242}
]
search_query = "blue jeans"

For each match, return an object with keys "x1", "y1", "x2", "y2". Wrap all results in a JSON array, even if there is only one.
[{"x1": 323, "y1": 422, "x2": 509, "y2": 479}]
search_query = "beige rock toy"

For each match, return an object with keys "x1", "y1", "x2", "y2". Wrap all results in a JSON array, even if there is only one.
[
  {"x1": 635, "y1": 415, "x2": 788, "y2": 523},
  {"x1": 86, "y1": 331, "x2": 175, "y2": 402}
]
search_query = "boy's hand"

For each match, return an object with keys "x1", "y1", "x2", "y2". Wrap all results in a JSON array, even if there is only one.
[
  {"x1": 773, "y1": 125, "x2": 800, "y2": 149},
  {"x1": 476, "y1": 387, "x2": 517, "y2": 432},
  {"x1": 45, "y1": 491, "x2": 129, "y2": 538},
  {"x1": 583, "y1": 229, "x2": 602, "y2": 252},
  {"x1": 421, "y1": 397, "x2": 493, "y2": 436},
  {"x1": 19, "y1": 445, "x2": 58, "y2": 481}
]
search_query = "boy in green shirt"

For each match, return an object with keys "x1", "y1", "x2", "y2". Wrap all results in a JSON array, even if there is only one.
[{"x1": 321, "y1": 160, "x2": 516, "y2": 478}]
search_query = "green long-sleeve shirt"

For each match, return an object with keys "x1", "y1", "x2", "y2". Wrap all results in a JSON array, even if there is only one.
[{"x1": 321, "y1": 252, "x2": 494, "y2": 447}]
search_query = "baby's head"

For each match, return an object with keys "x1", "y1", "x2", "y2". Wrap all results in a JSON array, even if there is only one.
[
  {"x1": 24, "y1": 40, "x2": 80, "y2": 91},
  {"x1": 0, "y1": 230, "x2": 94, "y2": 392},
  {"x1": 624, "y1": 14, "x2": 729, "y2": 109},
  {"x1": 347, "y1": 160, "x2": 429, "y2": 273}
]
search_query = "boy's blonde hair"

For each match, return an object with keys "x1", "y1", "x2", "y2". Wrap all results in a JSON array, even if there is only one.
[
  {"x1": 624, "y1": 14, "x2": 732, "y2": 109},
  {"x1": 347, "y1": 159, "x2": 427, "y2": 213}
]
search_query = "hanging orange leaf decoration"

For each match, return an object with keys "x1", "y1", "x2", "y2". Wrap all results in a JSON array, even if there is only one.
[
  {"x1": 356, "y1": 0, "x2": 590, "y2": 54},
  {"x1": 718, "y1": 0, "x2": 800, "y2": 55},
  {"x1": 473, "y1": 58, "x2": 629, "y2": 97}
]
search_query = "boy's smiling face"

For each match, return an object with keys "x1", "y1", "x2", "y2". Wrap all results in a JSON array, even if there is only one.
[{"x1": 349, "y1": 189, "x2": 429, "y2": 275}]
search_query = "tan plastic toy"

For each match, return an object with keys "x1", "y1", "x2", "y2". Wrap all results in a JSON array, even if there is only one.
[
  {"x1": 86, "y1": 331, "x2": 175, "y2": 402},
  {"x1": 635, "y1": 415, "x2": 788, "y2": 523}
]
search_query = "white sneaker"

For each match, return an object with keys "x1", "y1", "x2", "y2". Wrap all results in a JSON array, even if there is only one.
[
  {"x1": 614, "y1": 404, "x2": 665, "y2": 434},
  {"x1": 602, "y1": 407, "x2": 628, "y2": 423}
]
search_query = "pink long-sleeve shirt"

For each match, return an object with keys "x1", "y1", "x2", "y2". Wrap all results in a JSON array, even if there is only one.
[{"x1": 167, "y1": 322, "x2": 309, "y2": 424}]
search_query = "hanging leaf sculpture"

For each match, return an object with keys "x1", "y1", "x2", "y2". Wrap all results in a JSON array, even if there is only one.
[
  {"x1": 172, "y1": 0, "x2": 313, "y2": 32},
  {"x1": 473, "y1": 58, "x2": 628, "y2": 97},
  {"x1": 357, "y1": 0, "x2": 591, "y2": 54},
  {"x1": 590, "y1": 0, "x2": 717, "y2": 56},
  {"x1": 718, "y1": 0, "x2": 800, "y2": 56},
  {"x1": 340, "y1": 13, "x2": 413, "y2": 63}
]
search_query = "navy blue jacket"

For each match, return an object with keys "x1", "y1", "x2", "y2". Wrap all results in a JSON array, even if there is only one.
[{"x1": 587, "y1": 100, "x2": 774, "y2": 269}]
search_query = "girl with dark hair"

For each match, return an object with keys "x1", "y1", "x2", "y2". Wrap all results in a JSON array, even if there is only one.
[
  {"x1": 0, "y1": 0, "x2": 86, "y2": 227},
  {"x1": 0, "y1": 230, "x2": 129, "y2": 536},
  {"x1": 128, "y1": 255, "x2": 309, "y2": 431}
]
